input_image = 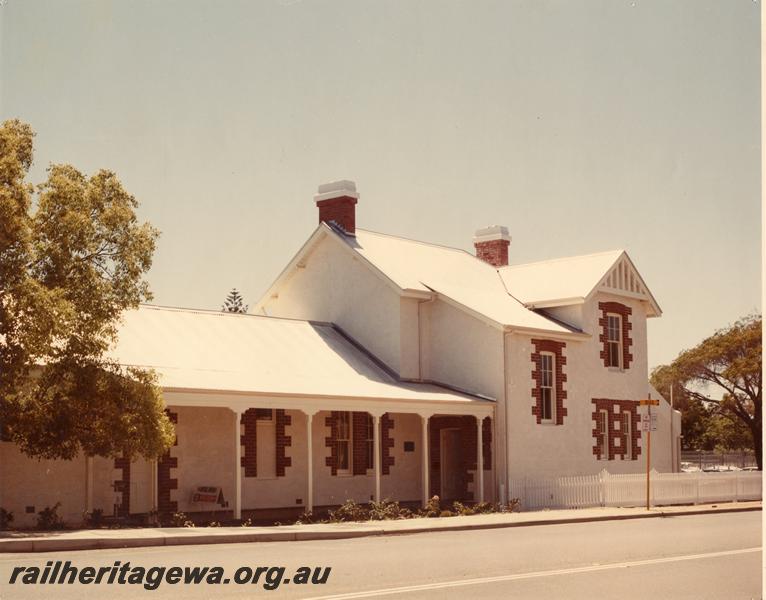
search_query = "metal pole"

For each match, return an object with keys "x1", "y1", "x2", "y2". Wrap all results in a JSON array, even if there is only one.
[
  {"x1": 670, "y1": 384, "x2": 674, "y2": 472},
  {"x1": 646, "y1": 395, "x2": 652, "y2": 511}
]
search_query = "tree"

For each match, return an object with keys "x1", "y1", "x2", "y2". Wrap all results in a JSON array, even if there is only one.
[
  {"x1": 0, "y1": 119, "x2": 175, "y2": 460},
  {"x1": 222, "y1": 288, "x2": 248, "y2": 314},
  {"x1": 650, "y1": 314, "x2": 762, "y2": 469}
]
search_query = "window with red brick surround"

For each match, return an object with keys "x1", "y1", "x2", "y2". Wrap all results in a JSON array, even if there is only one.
[
  {"x1": 531, "y1": 339, "x2": 568, "y2": 425},
  {"x1": 591, "y1": 399, "x2": 641, "y2": 460},
  {"x1": 598, "y1": 301, "x2": 633, "y2": 370},
  {"x1": 326, "y1": 411, "x2": 395, "y2": 476},
  {"x1": 241, "y1": 409, "x2": 292, "y2": 478}
]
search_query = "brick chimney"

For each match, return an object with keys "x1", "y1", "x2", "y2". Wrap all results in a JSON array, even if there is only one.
[
  {"x1": 314, "y1": 180, "x2": 359, "y2": 235},
  {"x1": 474, "y1": 225, "x2": 511, "y2": 267}
]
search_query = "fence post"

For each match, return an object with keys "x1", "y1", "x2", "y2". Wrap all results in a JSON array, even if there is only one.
[
  {"x1": 599, "y1": 469, "x2": 606, "y2": 507},
  {"x1": 695, "y1": 472, "x2": 701, "y2": 505}
]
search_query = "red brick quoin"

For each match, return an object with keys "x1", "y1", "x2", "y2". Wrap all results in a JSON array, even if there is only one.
[
  {"x1": 113, "y1": 455, "x2": 131, "y2": 517},
  {"x1": 275, "y1": 409, "x2": 292, "y2": 477},
  {"x1": 157, "y1": 410, "x2": 178, "y2": 515},
  {"x1": 591, "y1": 399, "x2": 641, "y2": 461},
  {"x1": 598, "y1": 301, "x2": 633, "y2": 369},
  {"x1": 530, "y1": 339, "x2": 568, "y2": 425},
  {"x1": 240, "y1": 409, "x2": 259, "y2": 477}
]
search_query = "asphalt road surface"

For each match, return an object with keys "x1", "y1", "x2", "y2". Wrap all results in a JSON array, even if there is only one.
[{"x1": 0, "y1": 511, "x2": 761, "y2": 600}]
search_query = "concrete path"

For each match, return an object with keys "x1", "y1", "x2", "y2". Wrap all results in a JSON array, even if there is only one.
[{"x1": 0, "y1": 501, "x2": 759, "y2": 553}]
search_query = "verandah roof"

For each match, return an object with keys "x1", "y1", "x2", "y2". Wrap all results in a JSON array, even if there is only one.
[{"x1": 109, "y1": 305, "x2": 492, "y2": 407}]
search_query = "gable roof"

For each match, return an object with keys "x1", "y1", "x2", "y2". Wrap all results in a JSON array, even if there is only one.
[
  {"x1": 498, "y1": 250, "x2": 662, "y2": 317},
  {"x1": 109, "y1": 305, "x2": 490, "y2": 405},
  {"x1": 346, "y1": 229, "x2": 579, "y2": 335},
  {"x1": 255, "y1": 223, "x2": 661, "y2": 336}
]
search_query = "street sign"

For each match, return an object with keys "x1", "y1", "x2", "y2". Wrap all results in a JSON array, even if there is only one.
[
  {"x1": 639, "y1": 399, "x2": 660, "y2": 406},
  {"x1": 641, "y1": 414, "x2": 658, "y2": 431}
]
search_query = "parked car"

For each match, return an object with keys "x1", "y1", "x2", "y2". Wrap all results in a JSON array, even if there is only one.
[{"x1": 702, "y1": 465, "x2": 741, "y2": 472}]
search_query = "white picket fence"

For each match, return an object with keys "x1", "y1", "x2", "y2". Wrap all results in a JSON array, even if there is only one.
[{"x1": 509, "y1": 469, "x2": 762, "y2": 511}]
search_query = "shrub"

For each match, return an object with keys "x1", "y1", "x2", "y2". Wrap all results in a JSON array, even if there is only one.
[
  {"x1": 84, "y1": 508, "x2": 104, "y2": 528},
  {"x1": 438, "y1": 509, "x2": 454, "y2": 518},
  {"x1": 327, "y1": 499, "x2": 369, "y2": 523},
  {"x1": 452, "y1": 501, "x2": 475, "y2": 516},
  {"x1": 295, "y1": 511, "x2": 315, "y2": 525},
  {"x1": 368, "y1": 499, "x2": 411, "y2": 521},
  {"x1": 472, "y1": 502, "x2": 494, "y2": 514},
  {"x1": 170, "y1": 512, "x2": 195, "y2": 528},
  {"x1": 207, "y1": 521, "x2": 221, "y2": 527},
  {"x1": 37, "y1": 503, "x2": 65, "y2": 530},
  {"x1": 0, "y1": 508, "x2": 13, "y2": 530},
  {"x1": 241, "y1": 517, "x2": 253, "y2": 527},
  {"x1": 419, "y1": 495, "x2": 441, "y2": 518}
]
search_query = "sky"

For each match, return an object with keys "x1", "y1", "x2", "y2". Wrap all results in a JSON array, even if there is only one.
[{"x1": 0, "y1": 0, "x2": 760, "y2": 370}]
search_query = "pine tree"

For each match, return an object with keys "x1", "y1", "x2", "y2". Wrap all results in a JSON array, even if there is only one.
[{"x1": 222, "y1": 288, "x2": 248, "y2": 313}]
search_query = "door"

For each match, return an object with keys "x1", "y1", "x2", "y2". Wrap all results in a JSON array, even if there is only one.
[{"x1": 440, "y1": 428, "x2": 462, "y2": 501}]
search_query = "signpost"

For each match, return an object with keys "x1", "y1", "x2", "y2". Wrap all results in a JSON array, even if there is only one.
[{"x1": 639, "y1": 395, "x2": 660, "y2": 510}]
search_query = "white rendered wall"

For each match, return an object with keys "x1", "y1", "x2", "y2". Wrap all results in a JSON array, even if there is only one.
[{"x1": 261, "y1": 237, "x2": 403, "y2": 375}]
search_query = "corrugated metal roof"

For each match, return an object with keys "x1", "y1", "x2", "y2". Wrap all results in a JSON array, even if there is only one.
[
  {"x1": 346, "y1": 229, "x2": 575, "y2": 333},
  {"x1": 109, "y1": 305, "x2": 489, "y2": 404},
  {"x1": 498, "y1": 250, "x2": 625, "y2": 305}
]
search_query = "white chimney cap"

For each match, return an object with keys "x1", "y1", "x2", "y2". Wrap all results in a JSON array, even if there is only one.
[
  {"x1": 474, "y1": 225, "x2": 511, "y2": 244},
  {"x1": 314, "y1": 180, "x2": 359, "y2": 202}
]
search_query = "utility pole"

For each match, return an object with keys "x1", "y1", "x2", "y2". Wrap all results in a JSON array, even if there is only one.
[{"x1": 640, "y1": 394, "x2": 660, "y2": 510}]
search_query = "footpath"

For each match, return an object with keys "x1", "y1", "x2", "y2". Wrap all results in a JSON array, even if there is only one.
[{"x1": 0, "y1": 501, "x2": 759, "y2": 553}]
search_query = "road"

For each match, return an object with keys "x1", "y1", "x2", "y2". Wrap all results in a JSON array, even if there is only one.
[{"x1": 0, "y1": 511, "x2": 761, "y2": 599}]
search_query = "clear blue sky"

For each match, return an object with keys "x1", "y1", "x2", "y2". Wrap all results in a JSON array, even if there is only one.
[{"x1": 1, "y1": 0, "x2": 760, "y2": 370}]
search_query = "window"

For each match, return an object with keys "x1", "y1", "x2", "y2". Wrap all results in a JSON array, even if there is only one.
[
  {"x1": 336, "y1": 412, "x2": 351, "y2": 472},
  {"x1": 365, "y1": 415, "x2": 374, "y2": 471},
  {"x1": 622, "y1": 411, "x2": 632, "y2": 460},
  {"x1": 606, "y1": 314, "x2": 622, "y2": 368},
  {"x1": 540, "y1": 353, "x2": 555, "y2": 422},
  {"x1": 599, "y1": 409, "x2": 609, "y2": 459}
]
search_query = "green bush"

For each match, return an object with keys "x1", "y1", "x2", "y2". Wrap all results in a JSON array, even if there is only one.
[
  {"x1": 368, "y1": 499, "x2": 412, "y2": 521},
  {"x1": 0, "y1": 508, "x2": 13, "y2": 530},
  {"x1": 294, "y1": 511, "x2": 316, "y2": 525},
  {"x1": 36, "y1": 503, "x2": 65, "y2": 530},
  {"x1": 170, "y1": 512, "x2": 195, "y2": 528},
  {"x1": 420, "y1": 495, "x2": 441, "y2": 518},
  {"x1": 84, "y1": 508, "x2": 104, "y2": 528},
  {"x1": 326, "y1": 499, "x2": 369, "y2": 523}
]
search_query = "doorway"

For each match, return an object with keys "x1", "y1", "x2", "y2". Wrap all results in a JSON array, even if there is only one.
[{"x1": 440, "y1": 428, "x2": 462, "y2": 501}]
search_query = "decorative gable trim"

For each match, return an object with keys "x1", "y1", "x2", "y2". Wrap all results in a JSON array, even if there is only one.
[{"x1": 593, "y1": 253, "x2": 662, "y2": 317}]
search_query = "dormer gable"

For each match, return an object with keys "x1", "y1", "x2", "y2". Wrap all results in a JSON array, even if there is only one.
[{"x1": 592, "y1": 252, "x2": 661, "y2": 318}]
